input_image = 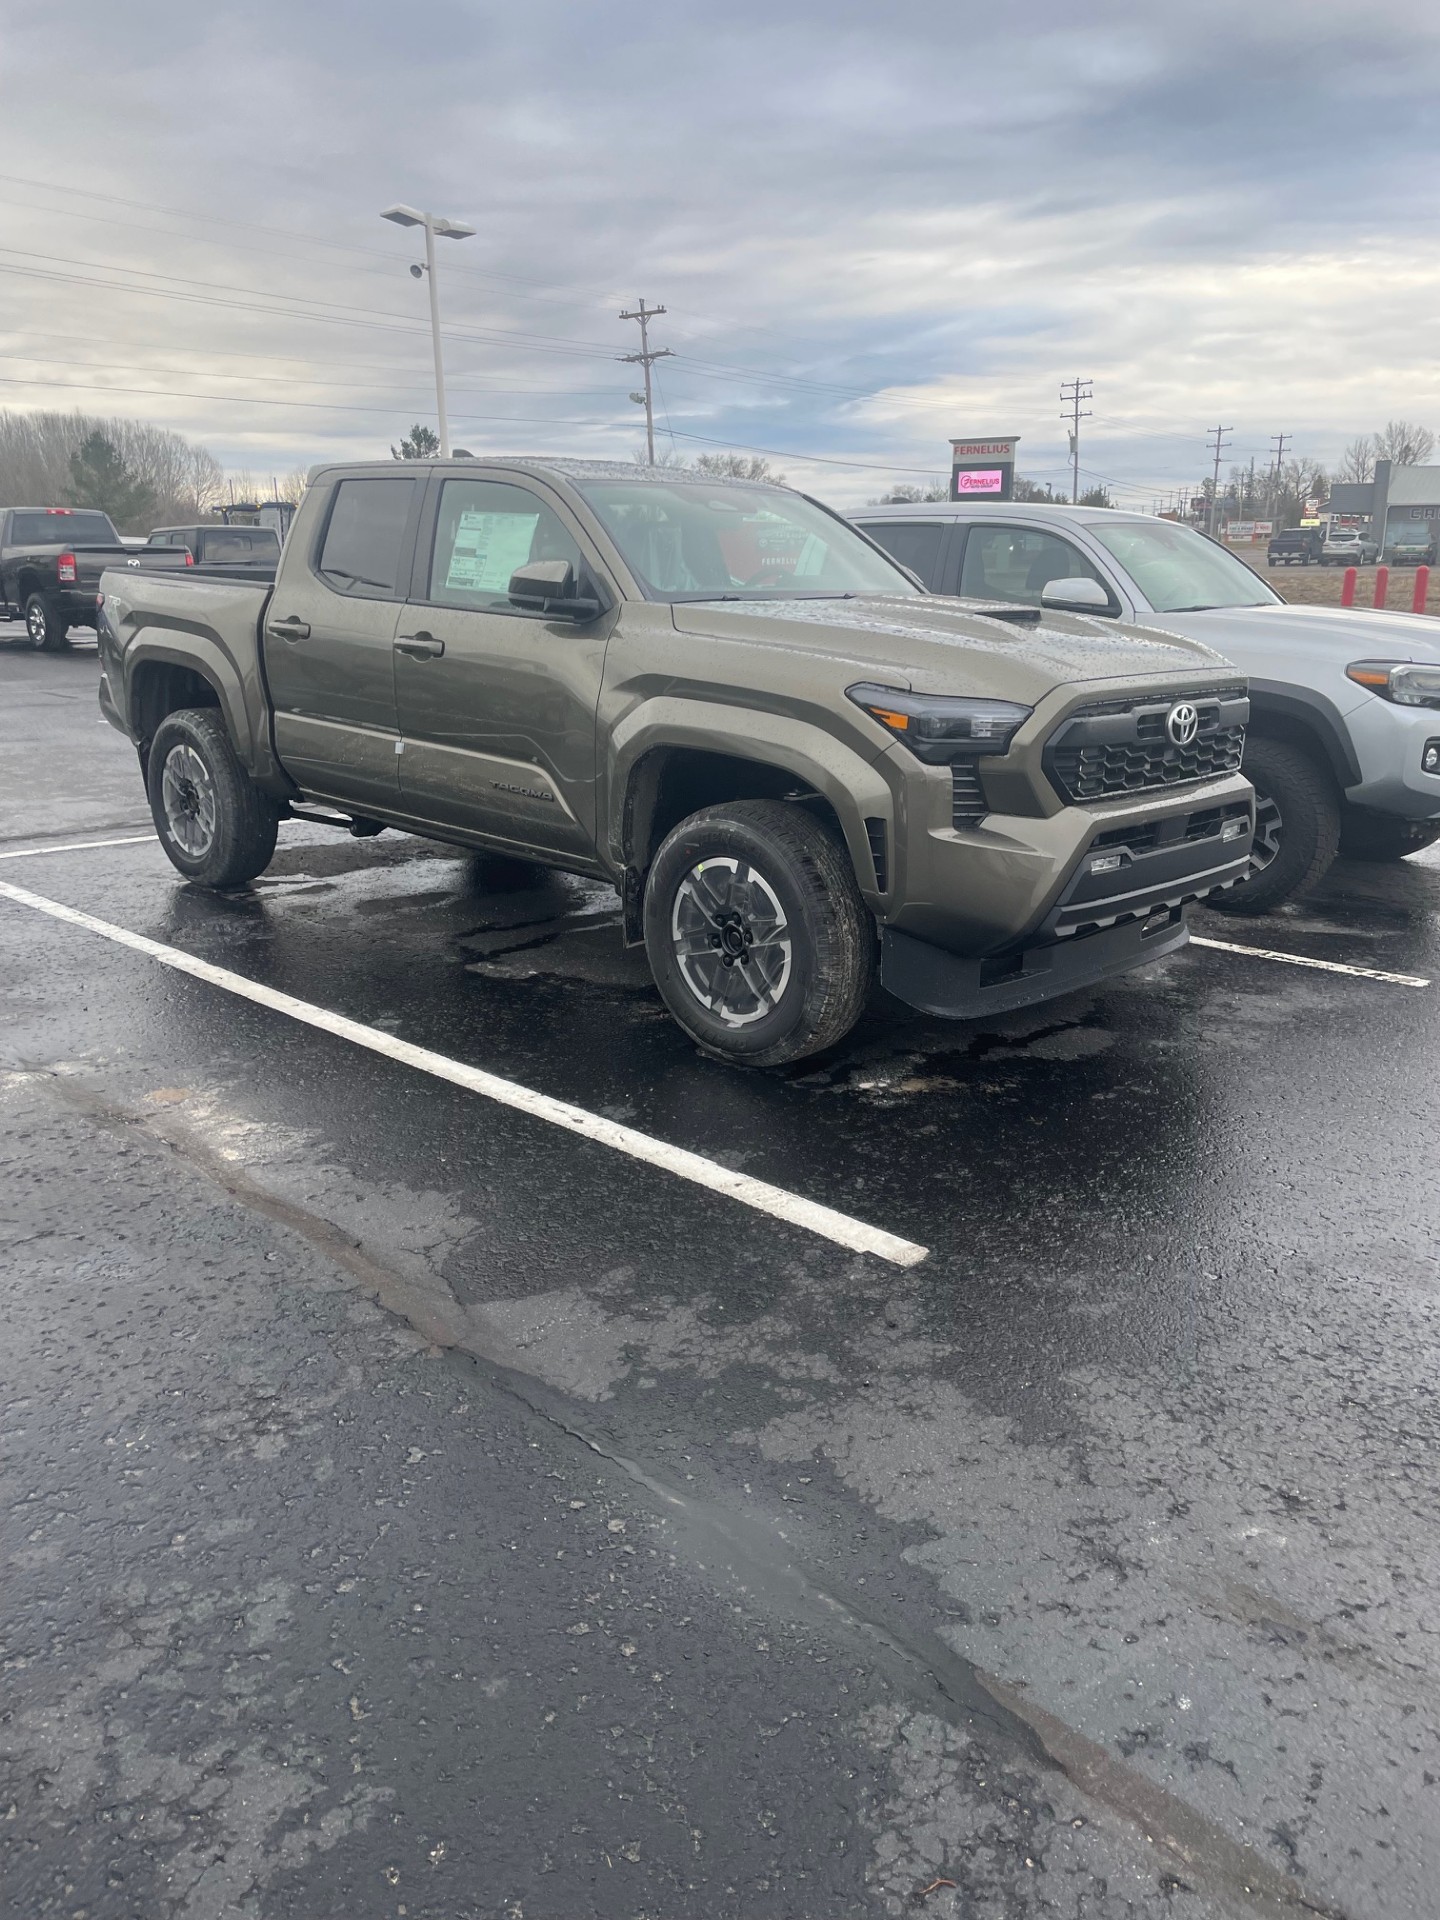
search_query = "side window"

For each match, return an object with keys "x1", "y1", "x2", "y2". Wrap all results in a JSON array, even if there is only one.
[
  {"x1": 426, "y1": 478, "x2": 584, "y2": 612},
  {"x1": 860, "y1": 521, "x2": 947, "y2": 590},
  {"x1": 959, "y1": 525, "x2": 1107, "y2": 606},
  {"x1": 316, "y1": 478, "x2": 417, "y2": 597}
]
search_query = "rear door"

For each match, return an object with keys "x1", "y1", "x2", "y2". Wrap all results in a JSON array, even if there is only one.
[
  {"x1": 261, "y1": 474, "x2": 421, "y2": 810},
  {"x1": 393, "y1": 473, "x2": 612, "y2": 862},
  {"x1": 854, "y1": 518, "x2": 953, "y2": 593}
]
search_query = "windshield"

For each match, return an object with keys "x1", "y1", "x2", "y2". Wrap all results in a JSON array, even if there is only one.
[
  {"x1": 574, "y1": 479, "x2": 919, "y2": 600},
  {"x1": 1089, "y1": 519, "x2": 1279, "y2": 612},
  {"x1": 10, "y1": 509, "x2": 119, "y2": 547}
]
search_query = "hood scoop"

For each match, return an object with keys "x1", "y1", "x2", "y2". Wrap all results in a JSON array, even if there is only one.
[{"x1": 961, "y1": 600, "x2": 1042, "y2": 628}]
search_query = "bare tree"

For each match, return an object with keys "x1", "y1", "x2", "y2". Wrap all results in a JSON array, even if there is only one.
[
  {"x1": 0, "y1": 410, "x2": 223, "y2": 523},
  {"x1": 870, "y1": 481, "x2": 949, "y2": 504},
  {"x1": 1373, "y1": 420, "x2": 1435, "y2": 467},
  {"x1": 692, "y1": 452, "x2": 783, "y2": 483},
  {"x1": 1337, "y1": 436, "x2": 1377, "y2": 484}
]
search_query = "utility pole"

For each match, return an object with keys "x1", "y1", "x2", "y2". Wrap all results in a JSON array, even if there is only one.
[
  {"x1": 1206, "y1": 424, "x2": 1232, "y2": 537},
  {"x1": 1269, "y1": 430, "x2": 1290, "y2": 530},
  {"x1": 1060, "y1": 377, "x2": 1093, "y2": 503},
  {"x1": 619, "y1": 299, "x2": 675, "y2": 466}
]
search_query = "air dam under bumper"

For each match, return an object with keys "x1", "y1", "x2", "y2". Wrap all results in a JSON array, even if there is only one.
[{"x1": 881, "y1": 910, "x2": 1190, "y2": 1021}]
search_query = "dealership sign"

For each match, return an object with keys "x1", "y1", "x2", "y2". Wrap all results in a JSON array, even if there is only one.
[{"x1": 951, "y1": 434, "x2": 1018, "y2": 503}]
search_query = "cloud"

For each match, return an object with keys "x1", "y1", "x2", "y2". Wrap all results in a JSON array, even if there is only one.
[{"x1": 2, "y1": 0, "x2": 1437, "y2": 505}]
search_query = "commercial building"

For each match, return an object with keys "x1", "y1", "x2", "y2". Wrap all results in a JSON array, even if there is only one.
[{"x1": 1328, "y1": 460, "x2": 1440, "y2": 560}]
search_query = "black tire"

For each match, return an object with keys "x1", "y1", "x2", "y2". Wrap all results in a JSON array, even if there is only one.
[
  {"x1": 1208, "y1": 736, "x2": 1340, "y2": 915},
  {"x1": 642, "y1": 799, "x2": 875, "y2": 1067},
  {"x1": 1339, "y1": 808, "x2": 1440, "y2": 862},
  {"x1": 147, "y1": 707, "x2": 279, "y2": 889},
  {"x1": 24, "y1": 591, "x2": 69, "y2": 651}
]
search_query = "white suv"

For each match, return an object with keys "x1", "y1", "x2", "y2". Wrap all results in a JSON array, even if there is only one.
[{"x1": 851, "y1": 502, "x2": 1440, "y2": 912}]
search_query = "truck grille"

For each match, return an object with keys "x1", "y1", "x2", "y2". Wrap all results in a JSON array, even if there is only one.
[{"x1": 1044, "y1": 688, "x2": 1248, "y2": 804}]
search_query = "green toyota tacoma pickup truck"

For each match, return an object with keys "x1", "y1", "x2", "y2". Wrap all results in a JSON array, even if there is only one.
[{"x1": 98, "y1": 459, "x2": 1254, "y2": 1066}]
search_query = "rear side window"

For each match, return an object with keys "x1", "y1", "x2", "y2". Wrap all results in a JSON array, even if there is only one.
[
  {"x1": 207, "y1": 530, "x2": 279, "y2": 562},
  {"x1": 426, "y1": 478, "x2": 584, "y2": 611},
  {"x1": 317, "y1": 479, "x2": 416, "y2": 596},
  {"x1": 860, "y1": 521, "x2": 946, "y2": 589},
  {"x1": 959, "y1": 525, "x2": 1107, "y2": 606}
]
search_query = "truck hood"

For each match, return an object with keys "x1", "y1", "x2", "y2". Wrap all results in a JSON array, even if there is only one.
[
  {"x1": 670, "y1": 595, "x2": 1233, "y2": 703},
  {"x1": 1142, "y1": 600, "x2": 1440, "y2": 664}
]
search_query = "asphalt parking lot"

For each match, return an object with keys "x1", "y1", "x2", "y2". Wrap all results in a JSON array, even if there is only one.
[{"x1": 4, "y1": 634, "x2": 1440, "y2": 1920}]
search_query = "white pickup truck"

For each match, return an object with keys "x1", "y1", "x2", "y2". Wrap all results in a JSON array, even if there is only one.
[{"x1": 853, "y1": 502, "x2": 1440, "y2": 912}]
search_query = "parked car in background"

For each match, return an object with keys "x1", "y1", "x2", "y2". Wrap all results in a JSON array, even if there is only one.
[
  {"x1": 0, "y1": 506, "x2": 191, "y2": 650},
  {"x1": 97, "y1": 459, "x2": 1254, "y2": 1067},
  {"x1": 851, "y1": 501, "x2": 1440, "y2": 910},
  {"x1": 145, "y1": 523, "x2": 282, "y2": 568},
  {"x1": 1383, "y1": 521, "x2": 1438, "y2": 567},
  {"x1": 1322, "y1": 528, "x2": 1379, "y2": 566},
  {"x1": 1267, "y1": 528, "x2": 1323, "y2": 567}
]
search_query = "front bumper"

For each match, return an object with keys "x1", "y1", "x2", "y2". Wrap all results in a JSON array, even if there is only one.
[
  {"x1": 881, "y1": 908, "x2": 1190, "y2": 1020},
  {"x1": 1344, "y1": 692, "x2": 1440, "y2": 820},
  {"x1": 878, "y1": 788, "x2": 1254, "y2": 1020}
]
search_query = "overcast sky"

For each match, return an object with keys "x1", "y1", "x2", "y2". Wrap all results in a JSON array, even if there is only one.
[{"x1": 4, "y1": 0, "x2": 1439, "y2": 507}]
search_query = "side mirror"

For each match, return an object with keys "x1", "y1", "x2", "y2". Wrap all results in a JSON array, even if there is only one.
[
  {"x1": 508, "y1": 558, "x2": 602, "y2": 622},
  {"x1": 1040, "y1": 575, "x2": 1115, "y2": 616}
]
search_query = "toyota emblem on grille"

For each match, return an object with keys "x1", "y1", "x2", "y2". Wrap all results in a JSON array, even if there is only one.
[{"x1": 1167, "y1": 701, "x2": 1199, "y2": 747}]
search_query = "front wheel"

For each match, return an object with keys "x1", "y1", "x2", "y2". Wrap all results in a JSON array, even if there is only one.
[
  {"x1": 1207, "y1": 737, "x2": 1340, "y2": 915},
  {"x1": 147, "y1": 707, "x2": 279, "y2": 888},
  {"x1": 1339, "y1": 809, "x2": 1440, "y2": 862},
  {"x1": 24, "y1": 592, "x2": 69, "y2": 651},
  {"x1": 643, "y1": 799, "x2": 875, "y2": 1066}
]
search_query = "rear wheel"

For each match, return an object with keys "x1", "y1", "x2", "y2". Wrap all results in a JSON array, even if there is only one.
[
  {"x1": 1339, "y1": 809, "x2": 1440, "y2": 862},
  {"x1": 24, "y1": 592, "x2": 69, "y2": 651},
  {"x1": 1208, "y1": 736, "x2": 1340, "y2": 915},
  {"x1": 147, "y1": 707, "x2": 279, "y2": 888},
  {"x1": 643, "y1": 799, "x2": 875, "y2": 1066}
]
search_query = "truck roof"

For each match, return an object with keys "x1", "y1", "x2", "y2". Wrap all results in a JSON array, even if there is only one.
[
  {"x1": 854, "y1": 500, "x2": 1152, "y2": 526},
  {"x1": 307, "y1": 457, "x2": 796, "y2": 493}
]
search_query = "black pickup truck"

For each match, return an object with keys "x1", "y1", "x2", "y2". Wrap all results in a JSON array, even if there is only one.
[{"x1": 0, "y1": 506, "x2": 191, "y2": 649}]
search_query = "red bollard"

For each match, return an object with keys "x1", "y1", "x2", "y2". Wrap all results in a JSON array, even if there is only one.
[
  {"x1": 1341, "y1": 566, "x2": 1357, "y2": 606},
  {"x1": 1413, "y1": 565, "x2": 1430, "y2": 615},
  {"x1": 1374, "y1": 565, "x2": 1389, "y2": 610}
]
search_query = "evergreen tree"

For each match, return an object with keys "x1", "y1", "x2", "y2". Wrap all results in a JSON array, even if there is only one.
[
  {"x1": 392, "y1": 424, "x2": 441, "y2": 460},
  {"x1": 64, "y1": 431, "x2": 158, "y2": 530}
]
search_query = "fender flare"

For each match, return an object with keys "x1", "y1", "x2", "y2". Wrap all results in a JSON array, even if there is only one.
[
  {"x1": 123, "y1": 633, "x2": 258, "y2": 773},
  {"x1": 608, "y1": 699, "x2": 895, "y2": 897},
  {"x1": 1245, "y1": 679, "x2": 1362, "y2": 790}
]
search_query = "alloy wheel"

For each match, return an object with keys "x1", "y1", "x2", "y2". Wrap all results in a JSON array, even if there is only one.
[
  {"x1": 670, "y1": 856, "x2": 793, "y2": 1027},
  {"x1": 1249, "y1": 791, "x2": 1283, "y2": 873},
  {"x1": 160, "y1": 743, "x2": 218, "y2": 857}
]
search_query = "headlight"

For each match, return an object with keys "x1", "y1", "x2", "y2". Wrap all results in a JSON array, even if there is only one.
[
  {"x1": 846, "y1": 683, "x2": 1033, "y2": 763},
  {"x1": 1346, "y1": 661, "x2": 1440, "y2": 708}
]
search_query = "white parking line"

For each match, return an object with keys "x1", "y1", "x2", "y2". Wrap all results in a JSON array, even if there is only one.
[
  {"x1": 1190, "y1": 935, "x2": 1430, "y2": 989},
  {"x1": 0, "y1": 833, "x2": 155, "y2": 861},
  {"x1": 0, "y1": 877, "x2": 929, "y2": 1270}
]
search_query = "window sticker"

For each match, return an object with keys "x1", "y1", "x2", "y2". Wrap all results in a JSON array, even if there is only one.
[{"x1": 443, "y1": 509, "x2": 539, "y2": 594}]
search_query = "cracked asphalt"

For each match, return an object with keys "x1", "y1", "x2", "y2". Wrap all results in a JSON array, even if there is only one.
[{"x1": 2, "y1": 637, "x2": 1439, "y2": 1919}]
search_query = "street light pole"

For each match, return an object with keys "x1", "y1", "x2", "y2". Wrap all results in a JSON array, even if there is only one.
[
  {"x1": 421, "y1": 215, "x2": 449, "y2": 457},
  {"x1": 381, "y1": 204, "x2": 476, "y2": 459}
]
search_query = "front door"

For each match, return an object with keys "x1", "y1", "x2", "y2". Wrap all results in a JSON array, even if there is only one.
[
  {"x1": 393, "y1": 474, "x2": 611, "y2": 862},
  {"x1": 261, "y1": 474, "x2": 420, "y2": 809}
]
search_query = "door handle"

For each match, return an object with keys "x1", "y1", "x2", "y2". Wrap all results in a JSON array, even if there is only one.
[
  {"x1": 394, "y1": 632, "x2": 445, "y2": 658},
  {"x1": 267, "y1": 615, "x2": 310, "y2": 641}
]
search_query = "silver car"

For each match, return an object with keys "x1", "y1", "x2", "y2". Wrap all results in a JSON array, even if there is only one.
[{"x1": 852, "y1": 502, "x2": 1440, "y2": 910}]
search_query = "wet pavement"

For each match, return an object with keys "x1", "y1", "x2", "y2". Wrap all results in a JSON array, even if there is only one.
[{"x1": 3, "y1": 633, "x2": 1439, "y2": 1918}]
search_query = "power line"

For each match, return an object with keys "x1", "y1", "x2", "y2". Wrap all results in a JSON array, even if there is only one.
[
  {"x1": 618, "y1": 299, "x2": 674, "y2": 467},
  {"x1": 1060, "y1": 376, "x2": 1094, "y2": 504}
]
